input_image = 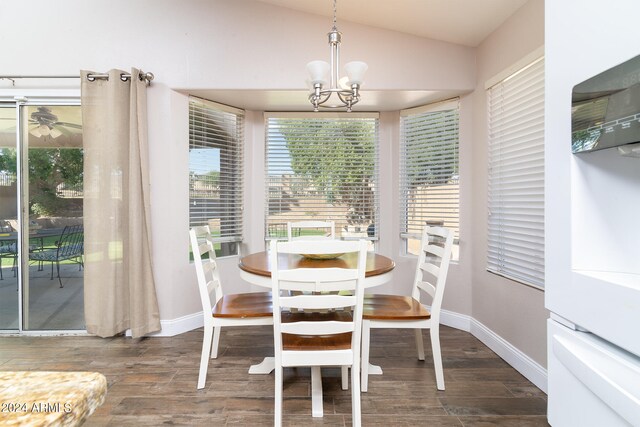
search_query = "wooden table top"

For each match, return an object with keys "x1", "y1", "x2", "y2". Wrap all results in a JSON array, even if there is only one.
[{"x1": 239, "y1": 250, "x2": 395, "y2": 278}]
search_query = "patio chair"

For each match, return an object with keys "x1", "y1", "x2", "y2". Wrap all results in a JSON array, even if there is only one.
[
  {"x1": 0, "y1": 241, "x2": 17, "y2": 280},
  {"x1": 287, "y1": 220, "x2": 335, "y2": 240},
  {"x1": 29, "y1": 225, "x2": 84, "y2": 288},
  {"x1": 270, "y1": 238, "x2": 368, "y2": 426},
  {"x1": 189, "y1": 225, "x2": 273, "y2": 389},
  {"x1": 361, "y1": 225, "x2": 454, "y2": 391}
]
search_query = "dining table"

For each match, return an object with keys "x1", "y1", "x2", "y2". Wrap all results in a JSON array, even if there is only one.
[{"x1": 238, "y1": 249, "x2": 395, "y2": 417}]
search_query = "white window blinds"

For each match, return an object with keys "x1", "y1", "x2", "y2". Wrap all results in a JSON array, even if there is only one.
[
  {"x1": 400, "y1": 101, "x2": 460, "y2": 255},
  {"x1": 189, "y1": 97, "x2": 244, "y2": 256},
  {"x1": 265, "y1": 113, "x2": 379, "y2": 241},
  {"x1": 487, "y1": 57, "x2": 545, "y2": 288}
]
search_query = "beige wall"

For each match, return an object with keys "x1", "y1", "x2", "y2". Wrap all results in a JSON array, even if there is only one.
[{"x1": 470, "y1": 0, "x2": 548, "y2": 366}]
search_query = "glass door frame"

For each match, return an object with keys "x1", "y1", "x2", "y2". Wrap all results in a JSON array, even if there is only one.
[{"x1": 0, "y1": 91, "x2": 83, "y2": 334}]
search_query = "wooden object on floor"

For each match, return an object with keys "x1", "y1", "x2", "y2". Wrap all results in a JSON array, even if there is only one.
[
  {"x1": 270, "y1": 238, "x2": 368, "y2": 427},
  {"x1": 189, "y1": 226, "x2": 273, "y2": 389},
  {"x1": 0, "y1": 371, "x2": 107, "y2": 426},
  {"x1": 361, "y1": 225, "x2": 454, "y2": 392}
]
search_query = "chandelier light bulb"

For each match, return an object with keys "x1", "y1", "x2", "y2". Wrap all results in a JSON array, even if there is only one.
[
  {"x1": 345, "y1": 61, "x2": 368, "y2": 86},
  {"x1": 306, "y1": 60, "x2": 330, "y2": 86}
]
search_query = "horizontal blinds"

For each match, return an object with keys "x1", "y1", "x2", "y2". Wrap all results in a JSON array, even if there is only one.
[
  {"x1": 189, "y1": 97, "x2": 243, "y2": 243},
  {"x1": 265, "y1": 116, "x2": 379, "y2": 241},
  {"x1": 399, "y1": 105, "x2": 459, "y2": 240},
  {"x1": 487, "y1": 57, "x2": 545, "y2": 288}
]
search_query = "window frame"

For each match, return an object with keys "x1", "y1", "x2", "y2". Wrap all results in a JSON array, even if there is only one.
[
  {"x1": 264, "y1": 112, "x2": 380, "y2": 244},
  {"x1": 188, "y1": 97, "x2": 244, "y2": 258},
  {"x1": 486, "y1": 56, "x2": 545, "y2": 289},
  {"x1": 399, "y1": 99, "x2": 460, "y2": 259}
]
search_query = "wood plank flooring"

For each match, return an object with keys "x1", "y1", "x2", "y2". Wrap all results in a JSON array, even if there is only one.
[{"x1": 0, "y1": 326, "x2": 549, "y2": 426}]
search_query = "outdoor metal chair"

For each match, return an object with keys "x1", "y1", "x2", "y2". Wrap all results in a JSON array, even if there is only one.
[{"x1": 29, "y1": 225, "x2": 84, "y2": 288}]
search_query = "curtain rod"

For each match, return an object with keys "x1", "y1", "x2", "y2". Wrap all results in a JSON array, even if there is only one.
[{"x1": 0, "y1": 71, "x2": 155, "y2": 84}]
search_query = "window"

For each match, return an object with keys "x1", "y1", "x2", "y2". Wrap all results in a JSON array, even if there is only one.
[
  {"x1": 265, "y1": 113, "x2": 379, "y2": 241},
  {"x1": 400, "y1": 100, "x2": 460, "y2": 258},
  {"x1": 487, "y1": 57, "x2": 545, "y2": 288},
  {"x1": 189, "y1": 97, "x2": 244, "y2": 257}
]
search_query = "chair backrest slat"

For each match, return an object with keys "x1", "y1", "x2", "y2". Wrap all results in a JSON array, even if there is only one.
[
  {"x1": 420, "y1": 262, "x2": 440, "y2": 279},
  {"x1": 424, "y1": 243, "x2": 444, "y2": 258},
  {"x1": 190, "y1": 226, "x2": 224, "y2": 314},
  {"x1": 281, "y1": 320, "x2": 355, "y2": 336},
  {"x1": 411, "y1": 226, "x2": 454, "y2": 319},
  {"x1": 280, "y1": 294, "x2": 357, "y2": 311},
  {"x1": 416, "y1": 280, "x2": 437, "y2": 298},
  {"x1": 57, "y1": 225, "x2": 84, "y2": 258}
]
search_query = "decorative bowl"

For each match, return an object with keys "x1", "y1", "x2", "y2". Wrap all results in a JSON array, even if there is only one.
[{"x1": 300, "y1": 253, "x2": 345, "y2": 260}]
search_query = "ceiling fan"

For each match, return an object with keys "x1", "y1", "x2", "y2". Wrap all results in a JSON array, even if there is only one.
[{"x1": 29, "y1": 106, "x2": 82, "y2": 138}]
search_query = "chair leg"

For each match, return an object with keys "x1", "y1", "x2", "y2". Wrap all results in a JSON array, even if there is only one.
[
  {"x1": 211, "y1": 326, "x2": 221, "y2": 359},
  {"x1": 197, "y1": 324, "x2": 214, "y2": 389},
  {"x1": 361, "y1": 320, "x2": 371, "y2": 392},
  {"x1": 341, "y1": 366, "x2": 348, "y2": 390},
  {"x1": 431, "y1": 325, "x2": 445, "y2": 390},
  {"x1": 351, "y1": 359, "x2": 362, "y2": 427},
  {"x1": 311, "y1": 366, "x2": 323, "y2": 417},
  {"x1": 56, "y1": 260, "x2": 63, "y2": 288},
  {"x1": 274, "y1": 365, "x2": 283, "y2": 427},
  {"x1": 415, "y1": 329, "x2": 425, "y2": 361}
]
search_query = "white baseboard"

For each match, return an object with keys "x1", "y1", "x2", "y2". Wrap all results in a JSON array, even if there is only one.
[
  {"x1": 146, "y1": 311, "x2": 204, "y2": 337},
  {"x1": 439, "y1": 308, "x2": 472, "y2": 332},
  {"x1": 470, "y1": 317, "x2": 548, "y2": 393},
  {"x1": 150, "y1": 308, "x2": 547, "y2": 393},
  {"x1": 394, "y1": 306, "x2": 546, "y2": 393}
]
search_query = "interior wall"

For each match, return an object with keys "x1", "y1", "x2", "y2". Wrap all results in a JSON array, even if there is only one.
[
  {"x1": 470, "y1": 0, "x2": 548, "y2": 367},
  {"x1": 0, "y1": 0, "x2": 476, "y2": 322}
]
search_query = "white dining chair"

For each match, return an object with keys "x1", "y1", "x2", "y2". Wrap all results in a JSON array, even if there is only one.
[
  {"x1": 189, "y1": 225, "x2": 273, "y2": 389},
  {"x1": 270, "y1": 238, "x2": 368, "y2": 427},
  {"x1": 361, "y1": 225, "x2": 454, "y2": 391},
  {"x1": 287, "y1": 220, "x2": 335, "y2": 240}
]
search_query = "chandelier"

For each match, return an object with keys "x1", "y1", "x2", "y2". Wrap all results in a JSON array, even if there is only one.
[{"x1": 307, "y1": 0, "x2": 368, "y2": 112}]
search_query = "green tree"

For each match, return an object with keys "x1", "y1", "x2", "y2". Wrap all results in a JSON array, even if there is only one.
[
  {"x1": 0, "y1": 147, "x2": 83, "y2": 216},
  {"x1": 280, "y1": 118, "x2": 376, "y2": 225}
]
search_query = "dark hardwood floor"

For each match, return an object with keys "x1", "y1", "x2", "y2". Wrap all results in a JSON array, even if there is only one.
[{"x1": 0, "y1": 326, "x2": 549, "y2": 426}]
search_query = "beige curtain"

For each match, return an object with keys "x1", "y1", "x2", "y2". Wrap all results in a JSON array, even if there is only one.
[{"x1": 81, "y1": 68, "x2": 160, "y2": 338}]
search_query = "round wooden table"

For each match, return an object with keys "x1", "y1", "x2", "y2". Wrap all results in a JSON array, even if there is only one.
[{"x1": 239, "y1": 250, "x2": 395, "y2": 288}]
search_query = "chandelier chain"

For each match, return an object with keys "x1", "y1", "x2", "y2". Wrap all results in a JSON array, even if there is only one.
[{"x1": 332, "y1": 0, "x2": 337, "y2": 31}]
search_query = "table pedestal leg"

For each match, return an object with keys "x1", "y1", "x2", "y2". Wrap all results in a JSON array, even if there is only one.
[
  {"x1": 368, "y1": 362, "x2": 383, "y2": 375},
  {"x1": 311, "y1": 366, "x2": 323, "y2": 417},
  {"x1": 248, "y1": 357, "x2": 275, "y2": 374}
]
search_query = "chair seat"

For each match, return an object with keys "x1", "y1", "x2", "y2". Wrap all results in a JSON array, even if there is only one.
[
  {"x1": 212, "y1": 292, "x2": 273, "y2": 318},
  {"x1": 363, "y1": 294, "x2": 431, "y2": 320},
  {"x1": 281, "y1": 311, "x2": 352, "y2": 351}
]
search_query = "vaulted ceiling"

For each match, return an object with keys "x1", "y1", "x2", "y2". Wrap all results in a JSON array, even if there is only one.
[{"x1": 253, "y1": 0, "x2": 528, "y2": 47}]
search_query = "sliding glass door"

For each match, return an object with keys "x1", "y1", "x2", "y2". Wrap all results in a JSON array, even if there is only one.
[
  {"x1": 0, "y1": 101, "x2": 84, "y2": 332},
  {"x1": 0, "y1": 106, "x2": 19, "y2": 329}
]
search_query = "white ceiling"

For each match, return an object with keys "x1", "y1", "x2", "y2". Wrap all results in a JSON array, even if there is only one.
[
  {"x1": 253, "y1": 0, "x2": 528, "y2": 47},
  {"x1": 190, "y1": 0, "x2": 529, "y2": 111}
]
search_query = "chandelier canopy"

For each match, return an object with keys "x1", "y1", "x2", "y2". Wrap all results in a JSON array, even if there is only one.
[{"x1": 307, "y1": 0, "x2": 368, "y2": 112}]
